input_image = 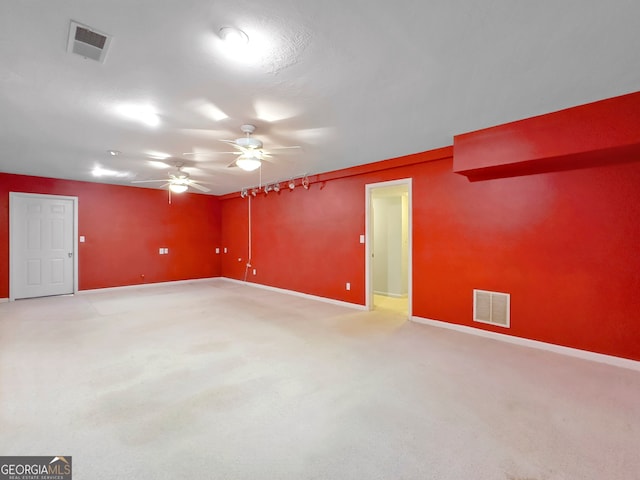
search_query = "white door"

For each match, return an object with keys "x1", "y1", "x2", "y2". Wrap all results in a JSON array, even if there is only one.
[{"x1": 10, "y1": 193, "x2": 77, "y2": 300}]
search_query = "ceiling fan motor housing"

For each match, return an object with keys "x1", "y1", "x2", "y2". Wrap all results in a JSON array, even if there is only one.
[{"x1": 235, "y1": 137, "x2": 262, "y2": 149}]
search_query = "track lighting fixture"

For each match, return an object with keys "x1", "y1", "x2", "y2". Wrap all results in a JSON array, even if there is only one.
[{"x1": 240, "y1": 175, "x2": 310, "y2": 200}]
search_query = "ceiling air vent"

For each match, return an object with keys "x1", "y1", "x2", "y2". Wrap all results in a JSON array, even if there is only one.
[
  {"x1": 67, "y1": 21, "x2": 111, "y2": 63},
  {"x1": 473, "y1": 289, "x2": 510, "y2": 328}
]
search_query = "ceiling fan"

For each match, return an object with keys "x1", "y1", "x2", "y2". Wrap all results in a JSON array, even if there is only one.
[
  {"x1": 132, "y1": 163, "x2": 210, "y2": 202},
  {"x1": 184, "y1": 124, "x2": 300, "y2": 171}
]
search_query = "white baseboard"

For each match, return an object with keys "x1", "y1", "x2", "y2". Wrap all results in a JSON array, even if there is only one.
[
  {"x1": 222, "y1": 278, "x2": 368, "y2": 311},
  {"x1": 77, "y1": 277, "x2": 222, "y2": 295},
  {"x1": 412, "y1": 316, "x2": 640, "y2": 372}
]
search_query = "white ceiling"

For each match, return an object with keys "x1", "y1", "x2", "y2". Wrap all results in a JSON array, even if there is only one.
[{"x1": 1, "y1": 0, "x2": 639, "y2": 195}]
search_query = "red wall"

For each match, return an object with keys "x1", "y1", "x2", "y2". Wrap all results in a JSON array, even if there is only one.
[
  {"x1": 0, "y1": 173, "x2": 222, "y2": 294},
  {"x1": 220, "y1": 151, "x2": 640, "y2": 361}
]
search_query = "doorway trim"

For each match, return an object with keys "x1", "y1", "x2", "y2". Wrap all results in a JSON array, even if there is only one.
[
  {"x1": 365, "y1": 178, "x2": 412, "y2": 317},
  {"x1": 9, "y1": 192, "x2": 79, "y2": 301}
]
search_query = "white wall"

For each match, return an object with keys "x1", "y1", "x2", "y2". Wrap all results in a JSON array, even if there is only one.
[{"x1": 373, "y1": 195, "x2": 407, "y2": 297}]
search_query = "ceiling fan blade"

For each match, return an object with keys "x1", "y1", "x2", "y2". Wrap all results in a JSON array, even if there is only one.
[
  {"x1": 132, "y1": 179, "x2": 168, "y2": 183},
  {"x1": 268, "y1": 145, "x2": 302, "y2": 150},
  {"x1": 188, "y1": 182, "x2": 211, "y2": 192},
  {"x1": 183, "y1": 151, "x2": 241, "y2": 156}
]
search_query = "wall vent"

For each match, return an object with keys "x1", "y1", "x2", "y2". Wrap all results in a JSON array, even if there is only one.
[
  {"x1": 67, "y1": 21, "x2": 111, "y2": 63},
  {"x1": 473, "y1": 289, "x2": 510, "y2": 328}
]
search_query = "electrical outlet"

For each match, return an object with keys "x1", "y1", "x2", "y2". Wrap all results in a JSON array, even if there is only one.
[{"x1": 346, "y1": 282, "x2": 351, "y2": 291}]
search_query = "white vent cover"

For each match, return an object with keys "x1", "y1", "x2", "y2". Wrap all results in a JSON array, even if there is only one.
[
  {"x1": 67, "y1": 21, "x2": 111, "y2": 63},
  {"x1": 473, "y1": 289, "x2": 510, "y2": 328}
]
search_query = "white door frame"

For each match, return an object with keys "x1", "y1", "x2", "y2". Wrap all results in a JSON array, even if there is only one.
[
  {"x1": 9, "y1": 192, "x2": 79, "y2": 301},
  {"x1": 365, "y1": 178, "x2": 412, "y2": 317}
]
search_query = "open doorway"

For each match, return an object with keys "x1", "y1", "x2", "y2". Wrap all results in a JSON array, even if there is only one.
[{"x1": 365, "y1": 179, "x2": 411, "y2": 318}]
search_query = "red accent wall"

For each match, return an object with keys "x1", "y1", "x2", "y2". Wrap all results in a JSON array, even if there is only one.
[
  {"x1": 453, "y1": 91, "x2": 640, "y2": 178},
  {"x1": 0, "y1": 173, "x2": 221, "y2": 294},
  {"x1": 220, "y1": 94, "x2": 640, "y2": 361},
  {"x1": 221, "y1": 153, "x2": 640, "y2": 361}
]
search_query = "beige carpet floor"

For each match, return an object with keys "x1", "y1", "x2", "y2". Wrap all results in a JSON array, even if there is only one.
[
  {"x1": 373, "y1": 294, "x2": 408, "y2": 315},
  {"x1": 1, "y1": 279, "x2": 639, "y2": 480}
]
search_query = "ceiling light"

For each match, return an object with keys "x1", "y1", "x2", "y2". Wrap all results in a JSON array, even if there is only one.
[
  {"x1": 147, "y1": 160, "x2": 170, "y2": 169},
  {"x1": 147, "y1": 151, "x2": 171, "y2": 160},
  {"x1": 219, "y1": 27, "x2": 249, "y2": 47},
  {"x1": 92, "y1": 166, "x2": 129, "y2": 178},
  {"x1": 288, "y1": 180, "x2": 295, "y2": 190},
  {"x1": 107, "y1": 150, "x2": 120, "y2": 156},
  {"x1": 116, "y1": 104, "x2": 160, "y2": 127},
  {"x1": 236, "y1": 155, "x2": 262, "y2": 172},
  {"x1": 169, "y1": 184, "x2": 188, "y2": 194}
]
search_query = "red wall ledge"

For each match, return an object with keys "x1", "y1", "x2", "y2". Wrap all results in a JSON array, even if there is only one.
[{"x1": 453, "y1": 91, "x2": 640, "y2": 180}]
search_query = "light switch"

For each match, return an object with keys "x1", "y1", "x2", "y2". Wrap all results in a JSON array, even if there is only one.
[
  {"x1": 159, "y1": 248, "x2": 164, "y2": 254},
  {"x1": 164, "y1": 248, "x2": 169, "y2": 254},
  {"x1": 359, "y1": 235, "x2": 365, "y2": 244},
  {"x1": 215, "y1": 248, "x2": 220, "y2": 254},
  {"x1": 224, "y1": 247, "x2": 228, "y2": 253},
  {"x1": 253, "y1": 269, "x2": 257, "y2": 275},
  {"x1": 79, "y1": 236, "x2": 85, "y2": 243},
  {"x1": 346, "y1": 282, "x2": 351, "y2": 291}
]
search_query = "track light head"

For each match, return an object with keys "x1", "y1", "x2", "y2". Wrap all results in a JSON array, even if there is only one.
[
  {"x1": 240, "y1": 188, "x2": 248, "y2": 198},
  {"x1": 273, "y1": 183, "x2": 280, "y2": 192},
  {"x1": 288, "y1": 180, "x2": 295, "y2": 190}
]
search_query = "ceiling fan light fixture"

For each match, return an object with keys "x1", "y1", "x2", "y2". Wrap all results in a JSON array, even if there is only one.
[
  {"x1": 169, "y1": 183, "x2": 188, "y2": 193},
  {"x1": 236, "y1": 155, "x2": 262, "y2": 172}
]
